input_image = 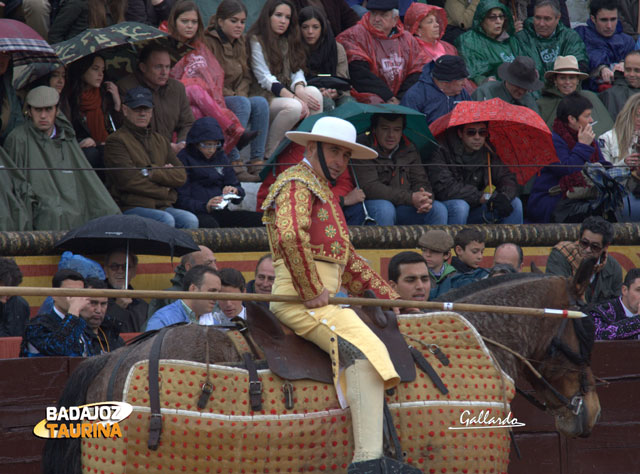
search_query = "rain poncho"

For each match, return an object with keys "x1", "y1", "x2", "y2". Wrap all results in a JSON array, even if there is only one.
[
  {"x1": 0, "y1": 147, "x2": 33, "y2": 231},
  {"x1": 575, "y1": 19, "x2": 635, "y2": 76},
  {"x1": 404, "y1": 3, "x2": 458, "y2": 62},
  {"x1": 337, "y1": 13, "x2": 428, "y2": 102},
  {"x1": 516, "y1": 17, "x2": 588, "y2": 79},
  {"x1": 536, "y1": 85, "x2": 613, "y2": 138},
  {"x1": 3, "y1": 117, "x2": 121, "y2": 230},
  {"x1": 599, "y1": 72, "x2": 640, "y2": 119},
  {"x1": 454, "y1": 0, "x2": 522, "y2": 85},
  {"x1": 166, "y1": 36, "x2": 244, "y2": 155}
]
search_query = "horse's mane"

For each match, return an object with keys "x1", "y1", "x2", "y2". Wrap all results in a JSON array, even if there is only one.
[{"x1": 433, "y1": 272, "x2": 549, "y2": 302}]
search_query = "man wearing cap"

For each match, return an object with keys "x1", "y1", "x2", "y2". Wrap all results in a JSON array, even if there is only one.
[
  {"x1": 516, "y1": 0, "x2": 588, "y2": 79},
  {"x1": 472, "y1": 56, "x2": 543, "y2": 112},
  {"x1": 400, "y1": 55, "x2": 472, "y2": 125},
  {"x1": 117, "y1": 43, "x2": 194, "y2": 153},
  {"x1": 261, "y1": 116, "x2": 420, "y2": 473},
  {"x1": 336, "y1": 0, "x2": 429, "y2": 104},
  {"x1": 103, "y1": 86, "x2": 198, "y2": 228},
  {"x1": 3, "y1": 86, "x2": 121, "y2": 230},
  {"x1": 418, "y1": 230, "x2": 457, "y2": 289}
]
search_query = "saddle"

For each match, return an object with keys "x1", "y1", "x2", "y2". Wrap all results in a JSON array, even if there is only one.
[{"x1": 244, "y1": 293, "x2": 416, "y2": 384}]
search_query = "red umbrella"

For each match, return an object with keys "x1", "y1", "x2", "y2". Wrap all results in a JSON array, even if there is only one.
[
  {"x1": 429, "y1": 98, "x2": 557, "y2": 185},
  {"x1": 0, "y1": 19, "x2": 59, "y2": 66}
]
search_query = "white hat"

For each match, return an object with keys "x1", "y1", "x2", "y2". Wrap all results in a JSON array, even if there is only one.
[{"x1": 286, "y1": 117, "x2": 378, "y2": 159}]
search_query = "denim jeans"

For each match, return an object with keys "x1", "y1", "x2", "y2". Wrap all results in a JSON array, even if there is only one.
[
  {"x1": 123, "y1": 207, "x2": 199, "y2": 229},
  {"x1": 344, "y1": 199, "x2": 448, "y2": 225},
  {"x1": 224, "y1": 96, "x2": 269, "y2": 162},
  {"x1": 443, "y1": 198, "x2": 523, "y2": 224}
]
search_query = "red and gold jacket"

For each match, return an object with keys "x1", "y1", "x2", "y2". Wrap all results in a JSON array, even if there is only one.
[{"x1": 262, "y1": 162, "x2": 398, "y2": 302}]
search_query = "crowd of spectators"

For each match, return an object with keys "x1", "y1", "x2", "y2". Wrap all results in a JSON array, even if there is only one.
[
  {"x1": 4, "y1": 0, "x2": 640, "y2": 228},
  {"x1": 2, "y1": 210, "x2": 639, "y2": 359}
]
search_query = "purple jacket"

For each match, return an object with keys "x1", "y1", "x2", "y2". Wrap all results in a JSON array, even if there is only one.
[{"x1": 588, "y1": 297, "x2": 640, "y2": 340}]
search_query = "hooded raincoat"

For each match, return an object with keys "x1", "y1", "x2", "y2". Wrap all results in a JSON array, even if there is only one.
[
  {"x1": 0, "y1": 147, "x2": 33, "y2": 231},
  {"x1": 536, "y1": 84, "x2": 613, "y2": 138},
  {"x1": 337, "y1": 13, "x2": 428, "y2": 102},
  {"x1": 175, "y1": 117, "x2": 245, "y2": 215},
  {"x1": 516, "y1": 17, "x2": 588, "y2": 79},
  {"x1": 404, "y1": 3, "x2": 458, "y2": 62},
  {"x1": 454, "y1": 0, "x2": 522, "y2": 85},
  {"x1": 400, "y1": 61, "x2": 472, "y2": 124},
  {"x1": 575, "y1": 19, "x2": 635, "y2": 76},
  {"x1": 3, "y1": 117, "x2": 121, "y2": 230}
]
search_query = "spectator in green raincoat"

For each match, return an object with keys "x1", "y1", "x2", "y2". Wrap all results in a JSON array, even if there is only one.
[
  {"x1": 3, "y1": 86, "x2": 121, "y2": 231},
  {"x1": 454, "y1": 0, "x2": 522, "y2": 85},
  {"x1": 515, "y1": 0, "x2": 588, "y2": 80}
]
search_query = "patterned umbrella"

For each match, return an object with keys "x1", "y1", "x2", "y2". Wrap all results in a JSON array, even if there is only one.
[
  {"x1": 53, "y1": 22, "x2": 170, "y2": 65},
  {"x1": 429, "y1": 98, "x2": 557, "y2": 185},
  {"x1": 0, "y1": 19, "x2": 59, "y2": 66}
]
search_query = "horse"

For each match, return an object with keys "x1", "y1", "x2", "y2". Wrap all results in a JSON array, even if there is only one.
[{"x1": 43, "y1": 261, "x2": 600, "y2": 474}]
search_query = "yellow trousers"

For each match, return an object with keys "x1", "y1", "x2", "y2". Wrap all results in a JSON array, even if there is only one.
[{"x1": 270, "y1": 259, "x2": 399, "y2": 407}]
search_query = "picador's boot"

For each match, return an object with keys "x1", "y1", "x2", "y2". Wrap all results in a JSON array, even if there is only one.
[
  {"x1": 231, "y1": 160, "x2": 259, "y2": 182},
  {"x1": 348, "y1": 457, "x2": 423, "y2": 473}
]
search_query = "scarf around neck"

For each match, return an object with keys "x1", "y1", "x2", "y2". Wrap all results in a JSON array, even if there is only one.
[
  {"x1": 80, "y1": 87, "x2": 108, "y2": 144},
  {"x1": 552, "y1": 118, "x2": 599, "y2": 197}
]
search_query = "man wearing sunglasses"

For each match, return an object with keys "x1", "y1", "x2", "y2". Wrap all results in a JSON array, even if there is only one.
[
  {"x1": 546, "y1": 216, "x2": 622, "y2": 304},
  {"x1": 428, "y1": 122, "x2": 523, "y2": 224}
]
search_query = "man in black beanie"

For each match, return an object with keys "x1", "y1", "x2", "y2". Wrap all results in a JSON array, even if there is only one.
[{"x1": 400, "y1": 55, "x2": 472, "y2": 124}]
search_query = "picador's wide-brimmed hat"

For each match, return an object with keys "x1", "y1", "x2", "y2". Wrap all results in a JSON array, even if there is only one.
[
  {"x1": 286, "y1": 117, "x2": 378, "y2": 159},
  {"x1": 544, "y1": 55, "x2": 589, "y2": 81}
]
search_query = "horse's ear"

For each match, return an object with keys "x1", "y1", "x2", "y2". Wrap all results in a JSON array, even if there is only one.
[
  {"x1": 530, "y1": 261, "x2": 543, "y2": 274},
  {"x1": 570, "y1": 256, "x2": 598, "y2": 300}
]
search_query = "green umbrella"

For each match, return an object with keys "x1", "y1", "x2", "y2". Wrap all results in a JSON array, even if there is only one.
[{"x1": 259, "y1": 102, "x2": 437, "y2": 180}]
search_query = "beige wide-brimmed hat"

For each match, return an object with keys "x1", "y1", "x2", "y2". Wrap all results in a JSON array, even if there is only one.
[
  {"x1": 286, "y1": 117, "x2": 378, "y2": 159},
  {"x1": 544, "y1": 56, "x2": 589, "y2": 81}
]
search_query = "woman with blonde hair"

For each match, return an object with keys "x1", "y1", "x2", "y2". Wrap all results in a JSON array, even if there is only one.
[
  {"x1": 599, "y1": 93, "x2": 640, "y2": 221},
  {"x1": 247, "y1": 0, "x2": 323, "y2": 158}
]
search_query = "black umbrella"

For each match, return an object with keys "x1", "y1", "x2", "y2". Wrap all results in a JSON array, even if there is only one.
[
  {"x1": 55, "y1": 214, "x2": 200, "y2": 257},
  {"x1": 55, "y1": 215, "x2": 199, "y2": 287}
]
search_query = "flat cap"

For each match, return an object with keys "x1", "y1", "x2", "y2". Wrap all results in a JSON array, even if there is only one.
[
  {"x1": 418, "y1": 230, "x2": 454, "y2": 253},
  {"x1": 367, "y1": 0, "x2": 398, "y2": 11},
  {"x1": 25, "y1": 86, "x2": 59, "y2": 108}
]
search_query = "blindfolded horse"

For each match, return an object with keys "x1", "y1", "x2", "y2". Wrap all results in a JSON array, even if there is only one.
[{"x1": 43, "y1": 259, "x2": 599, "y2": 473}]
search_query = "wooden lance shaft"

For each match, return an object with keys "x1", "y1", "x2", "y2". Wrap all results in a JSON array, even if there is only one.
[{"x1": 0, "y1": 286, "x2": 586, "y2": 319}]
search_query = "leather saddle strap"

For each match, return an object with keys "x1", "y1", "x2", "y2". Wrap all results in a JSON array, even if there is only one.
[
  {"x1": 148, "y1": 327, "x2": 171, "y2": 450},
  {"x1": 197, "y1": 327, "x2": 213, "y2": 410},
  {"x1": 409, "y1": 346, "x2": 449, "y2": 395},
  {"x1": 232, "y1": 317, "x2": 264, "y2": 359},
  {"x1": 383, "y1": 401, "x2": 403, "y2": 462},
  {"x1": 242, "y1": 352, "x2": 262, "y2": 411}
]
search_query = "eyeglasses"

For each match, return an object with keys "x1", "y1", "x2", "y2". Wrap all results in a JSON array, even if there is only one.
[
  {"x1": 198, "y1": 142, "x2": 222, "y2": 150},
  {"x1": 578, "y1": 239, "x2": 603, "y2": 253},
  {"x1": 464, "y1": 128, "x2": 489, "y2": 137},
  {"x1": 486, "y1": 14, "x2": 505, "y2": 21},
  {"x1": 108, "y1": 263, "x2": 127, "y2": 272}
]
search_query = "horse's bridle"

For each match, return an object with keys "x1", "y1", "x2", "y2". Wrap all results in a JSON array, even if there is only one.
[{"x1": 516, "y1": 318, "x2": 590, "y2": 416}]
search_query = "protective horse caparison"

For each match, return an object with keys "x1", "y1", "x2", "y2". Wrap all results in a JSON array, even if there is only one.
[{"x1": 44, "y1": 264, "x2": 600, "y2": 474}]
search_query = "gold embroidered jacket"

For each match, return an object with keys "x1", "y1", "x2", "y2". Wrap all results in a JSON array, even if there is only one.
[{"x1": 262, "y1": 162, "x2": 398, "y2": 301}]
